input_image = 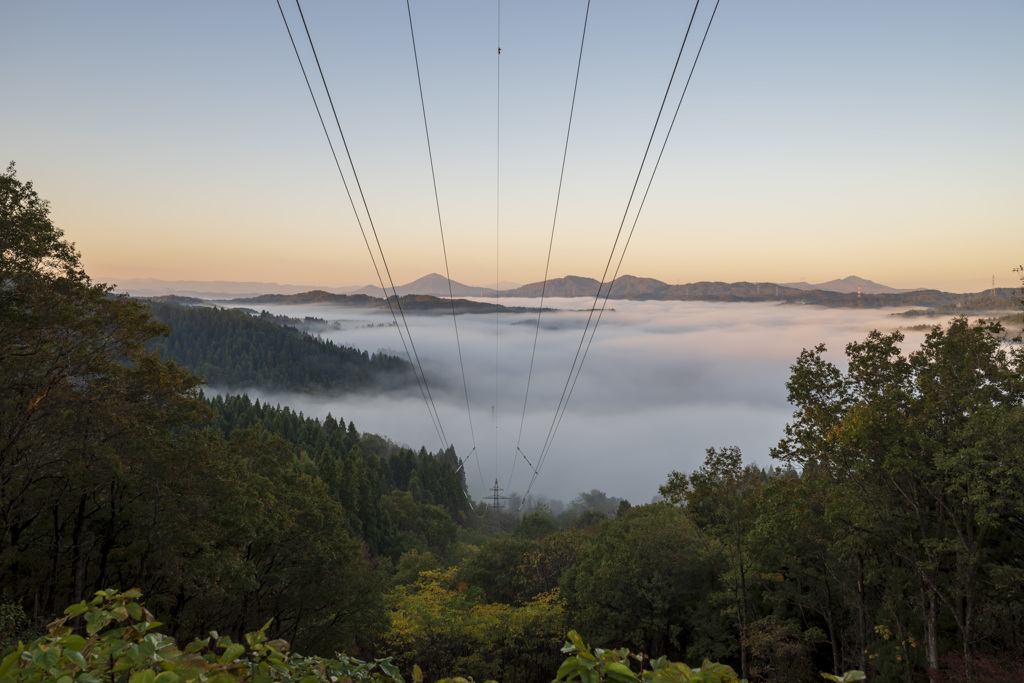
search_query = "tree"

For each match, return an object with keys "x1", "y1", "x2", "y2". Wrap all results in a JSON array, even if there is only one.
[
  {"x1": 512, "y1": 528, "x2": 591, "y2": 604},
  {"x1": 0, "y1": 162, "x2": 84, "y2": 286},
  {"x1": 750, "y1": 468, "x2": 869, "y2": 676},
  {"x1": 0, "y1": 163, "x2": 207, "y2": 611},
  {"x1": 660, "y1": 448, "x2": 765, "y2": 680},
  {"x1": 457, "y1": 536, "x2": 538, "y2": 604},
  {"x1": 772, "y1": 319, "x2": 1024, "y2": 681},
  {"x1": 566, "y1": 489, "x2": 621, "y2": 519},
  {"x1": 559, "y1": 504, "x2": 711, "y2": 661},
  {"x1": 379, "y1": 567, "x2": 565, "y2": 683},
  {"x1": 515, "y1": 508, "x2": 559, "y2": 539}
]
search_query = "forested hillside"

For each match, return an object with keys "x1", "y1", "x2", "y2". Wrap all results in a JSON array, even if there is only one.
[
  {"x1": 4, "y1": 164, "x2": 1022, "y2": 682},
  {"x1": 146, "y1": 301, "x2": 413, "y2": 392},
  {"x1": 206, "y1": 392, "x2": 470, "y2": 558}
]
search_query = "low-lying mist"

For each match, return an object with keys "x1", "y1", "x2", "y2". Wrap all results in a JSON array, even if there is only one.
[{"x1": 212, "y1": 298, "x2": 933, "y2": 505}]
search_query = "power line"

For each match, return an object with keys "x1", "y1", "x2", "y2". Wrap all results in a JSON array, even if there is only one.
[
  {"x1": 533, "y1": 0, "x2": 703, "y2": 482},
  {"x1": 524, "y1": 0, "x2": 719, "y2": 502},
  {"x1": 552, "y1": 1, "x2": 720, "y2": 454},
  {"x1": 508, "y1": 0, "x2": 592, "y2": 493},
  {"x1": 276, "y1": 0, "x2": 449, "y2": 451},
  {"x1": 404, "y1": 0, "x2": 480, "y2": 473},
  {"x1": 494, "y1": 0, "x2": 502, "y2": 485},
  {"x1": 278, "y1": 0, "x2": 719, "y2": 505},
  {"x1": 581, "y1": 0, "x2": 724, "y2": 364},
  {"x1": 552, "y1": 0, "x2": 722, "y2": 457},
  {"x1": 290, "y1": 1, "x2": 449, "y2": 448}
]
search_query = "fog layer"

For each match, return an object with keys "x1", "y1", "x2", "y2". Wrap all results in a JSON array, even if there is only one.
[{"x1": 213, "y1": 298, "x2": 930, "y2": 504}]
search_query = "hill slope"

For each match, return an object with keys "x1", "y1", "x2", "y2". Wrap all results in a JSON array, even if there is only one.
[{"x1": 145, "y1": 301, "x2": 414, "y2": 392}]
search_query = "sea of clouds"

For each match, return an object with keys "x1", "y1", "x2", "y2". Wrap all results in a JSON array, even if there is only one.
[{"x1": 212, "y1": 298, "x2": 935, "y2": 505}]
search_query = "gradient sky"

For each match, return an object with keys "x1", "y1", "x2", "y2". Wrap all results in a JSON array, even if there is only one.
[{"x1": 3, "y1": 1, "x2": 1022, "y2": 292}]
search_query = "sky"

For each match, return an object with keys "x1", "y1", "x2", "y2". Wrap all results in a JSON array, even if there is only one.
[
  {"x1": 3, "y1": 1, "x2": 1022, "y2": 292},
  {"x1": 219, "y1": 299, "x2": 936, "y2": 504}
]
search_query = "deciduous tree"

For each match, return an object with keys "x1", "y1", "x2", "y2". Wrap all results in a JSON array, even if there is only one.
[{"x1": 772, "y1": 320, "x2": 1024, "y2": 680}]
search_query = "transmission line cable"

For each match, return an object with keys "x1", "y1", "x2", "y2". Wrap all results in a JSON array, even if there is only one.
[
  {"x1": 494, "y1": 0, "x2": 502, "y2": 486},
  {"x1": 507, "y1": 0, "x2": 592, "y2": 493},
  {"x1": 291, "y1": 1, "x2": 450, "y2": 449},
  {"x1": 524, "y1": 0, "x2": 718, "y2": 502},
  {"x1": 276, "y1": 0, "x2": 449, "y2": 450},
  {"x1": 532, "y1": 0, "x2": 702, "y2": 479},
  {"x1": 404, "y1": 0, "x2": 482, "y2": 479},
  {"x1": 559, "y1": 0, "x2": 723, "y2": 444}
]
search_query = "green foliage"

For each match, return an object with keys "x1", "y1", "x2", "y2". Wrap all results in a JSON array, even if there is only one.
[
  {"x1": 0, "y1": 590, "x2": 405, "y2": 683},
  {"x1": 206, "y1": 392, "x2": 470, "y2": 559},
  {"x1": 1, "y1": 594, "x2": 773, "y2": 683},
  {"x1": 146, "y1": 302, "x2": 413, "y2": 393},
  {"x1": 380, "y1": 568, "x2": 566, "y2": 683},
  {"x1": 0, "y1": 605, "x2": 27, "y2": 651},
  {"x1": 457, "y1": 537, "x2": 538, "y2": 604},
  {"x1": 383, "y1": 491, "x2": 459, "y2": 559},
  {"x1": 742, "y1": 617, "x2": 815, "y2": 683},
  {"x1": 560, "y1": 505, "x2": 711, "y2": 662},
  {"x1": 0, "y1": 161, "x2": 83, "y2": 285},
  {"x1": 514, "y1": 509, "x2": 559, "y2": 540},
  {"x1": 659, "y1": 449, "x2": 765, "y2": 679},
  {"x1": 553, "y1": 630, "x2": 744, "y2": 683},
  {"x1": 393, "y1": 550, "x2": 442, "y2": 587},
  {"x1": 769, "y1": 318, "x2": 1024, "y2": 679},
  {"x1": 511, "y1": 528, "x2": 591, "y2": 604}
]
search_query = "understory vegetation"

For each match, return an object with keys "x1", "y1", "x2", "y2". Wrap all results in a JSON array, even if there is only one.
[{"x1": 3, "y1": 164, "x2": 1022, "y2": 682}]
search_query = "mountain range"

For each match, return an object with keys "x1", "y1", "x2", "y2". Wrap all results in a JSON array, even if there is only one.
[
  {"x1": 359, "y1": 273, "x2": 919, "y2": 299},
  {"x1": 114, "y1": 273, "x2": 908, "y2": 299},
  {"x1": 117, "y1": 274, "x2": 1018, "y2": 313}
]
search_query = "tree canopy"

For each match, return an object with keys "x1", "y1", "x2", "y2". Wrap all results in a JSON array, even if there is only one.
[{"x1": 146, "y1": 302, "x2": 413, "y2": 392}]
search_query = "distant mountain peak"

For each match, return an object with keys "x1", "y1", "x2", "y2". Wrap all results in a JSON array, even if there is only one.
[
  {"x1": 780, "y1": 276, "x2": 920, "y2": 295},
  {"x1": 353, "y1": 274, "x2": 496, "y2": 298}
]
